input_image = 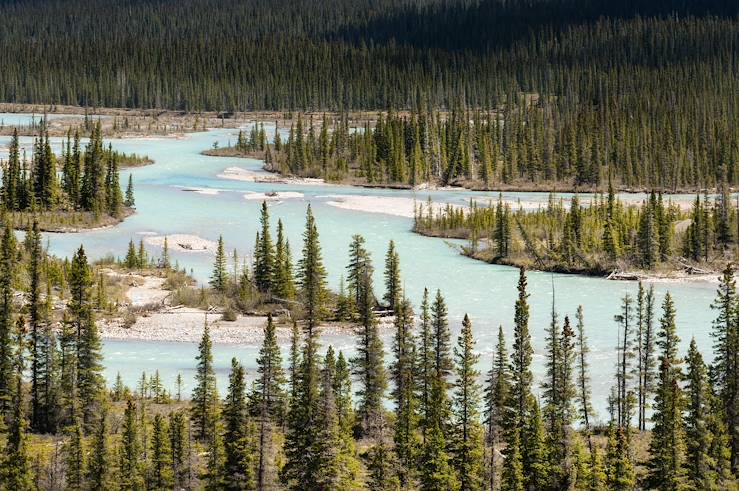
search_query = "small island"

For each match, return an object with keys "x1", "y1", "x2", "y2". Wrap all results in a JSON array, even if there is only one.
[{"x1": 1, "y1": 122, "x2": 137, "y2": 232}]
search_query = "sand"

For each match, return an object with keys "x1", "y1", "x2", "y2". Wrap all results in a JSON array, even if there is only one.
[
  {"x1": 218, "y1": 166, "x2": 326, "y2": 186},
  {"x1": 324, "y1": 194, "x2": 465, "y2": 219}
]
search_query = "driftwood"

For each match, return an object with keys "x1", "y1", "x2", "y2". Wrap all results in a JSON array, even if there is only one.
[
  {"x1": 606, "y1": 270, "x2": 646, "y2": 281},
  {"x1": 678, "y1": 262, "x2": 712, "y2": 275}
]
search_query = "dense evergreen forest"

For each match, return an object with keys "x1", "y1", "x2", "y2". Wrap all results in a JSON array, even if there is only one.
[
  {"x1": 4, "y1": 1, "x2": 739, "y2": 189},
  {"x1": 413, "y1": 186, "x2": 738, "y2": 275},
  {"x1": 0, "y1": 203, "x2": 737, "y2": 490}
]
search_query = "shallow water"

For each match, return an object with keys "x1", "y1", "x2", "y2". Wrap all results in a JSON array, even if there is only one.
[{"x1": 0, "y1": 115, "x2": 721, "y2": 421}]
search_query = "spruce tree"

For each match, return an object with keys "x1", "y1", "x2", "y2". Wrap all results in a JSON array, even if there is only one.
[
  {"x1": 452, "y1": 314, "x2": 484, "y2": 491},
  {"x1": 86, "y1": 410, "x2": 111, "y2": 490},
  {"x1": 383, "y1": 240, "x2": 401, "y2": 312},
  {"x1": 124, "y1": 174, "x2": 135, "y2": 207},
  {"x1": 296, "y1": 205, "x2": 328, "y2": 336},
  {"x1": 255, "y1": 313, "x2": 286, "y2": 489},
  {"x1": 710, "y1": 263, "x2": 739, "y2": 473},
  {"x1": 222, "y1": 358, "x2": 256, "y2": 490},
  {"x1": 254, "y1": 201, "x2": 275, "y2": 293},
  {"x1": 0, "y1": 220, "x2": 16, "y2": 416},
  {"x1": 351, "y1": 246, "x2": 387, "y2": 437},
  {"x1": 685, "y1": 338, "x2": 732, "y2": 490},
  {"x1": 64, "y1": 421, "x2": 86, "y2": 490},
  {"x1": 484, "y1": 326, "x2": 510, "y2": 491},
  {"x1": 647, "y1": 293, "x2": 687, "y2": 490},
  {"x1": 391, "y1": 298, "x2": 418, "y2": 487},
  {"x1": 69, "y1": 246, "x2": 104, "y2": 428},
  {"x1": 210, "y1": 235, "x2": 228, "y2": 293},
  {"x1": 272, "y1": 219, "x2": 296, "y2": 300},
  {"x1": 118, "y1": 399, "x2": 144, "y2": 490},
  {"x1": 0, "y1": 335, "x2": 33, "y2": 491},
  {"x1": 191, "y1": 318, "x2": 218, "y2": 441}
]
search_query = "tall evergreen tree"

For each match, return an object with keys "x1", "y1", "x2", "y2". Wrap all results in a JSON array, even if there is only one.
[
  {"x1": 210, "y1": 235, "x2": 228, "y2": 293},
  {"x1": 69, "y1": 246, "x2": 103, "y2": 428},
  {"x1": 191, "y1": 318, "x2": 219, "y2": 441},
  {"x1": 384, "y1": 240, "x2": 402, "y2": 312},
  {"x1": 452, "y1": 314, "x2": 484, "y2": 491},
  {"x1": 296, "y1": 205, "x2": 328, "y2": 337},
  {"x1": 647, "y1": 293, "x2": 687, "y2": 490},
  {"x1": 254, "y1": 201, "x2": 275, "y2": 293},
  {"x1": 710, "y1": 263, "x2": 739, "y2": 473},
  {"x1": 222, "y1": 358, "x2": 256, "y2": 490}
]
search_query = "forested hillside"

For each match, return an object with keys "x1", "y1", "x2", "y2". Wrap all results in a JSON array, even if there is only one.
[{"x1": 3, "y1": 0, "x2": 738, "y2": 189}]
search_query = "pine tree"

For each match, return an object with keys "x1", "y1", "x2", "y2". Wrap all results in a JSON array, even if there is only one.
[
  {"x1": 510, "y1": 267, "x2": 533, "y2": 422},
  {"x1": 647, "y1": 293, "x2": 687, "y2": 490},
  {"x1": 384, "y1": 240, "x2": 401, "y2": 311},
  {"x1": 124, "y1": 174, "x2": 135, "y2": 207},
  {"x1": 64, "y1": 421, "x2": 86, "y2": 490},
  {"x1": 125, "y1": 239, "x2": 138, "y2": 268},
  {"x1": 452, "y1": 314, "x2": 484, "y2": 491},
  {"x1": 710, "y1": 262, "x2": 739, "y2": 473},
  {"x1": 169, "y1": 410, "x2": 190, "y2": 488},
  {"x1": 391, "y1": 298, "x2": 418, "y2": 487},
  {"x1": 351, "y1": 245, "x2": 387, "y2": 437},
  {"x1": 148, "y1": 413, "x2": 173, "y2": 490},
  {"x1": 575, "y1": 306, "x2": 594, "y2": 442},
  {"x1": 1, "y1": 335, "x2": 33, "y2": 491},
  {"x1": 484, "y1": 326, "x2": 510, "y2": 491},
  {"x1": 191, "y1": 318, "x2": 219, "y2": 441},
  {"x1": 210, "y1": 235, "x2": 228, "y2": 293},
  {"x1": 501, "y1": 426, "x2": 524, "y2": 491},
  {"x1": 222, "y1": 358, "x2": 256, "y2": 490},
  {"x1": 255, "y1": 313, "x2": 286, "y2": 489},
  {"x1": 418, "y1": 288, "x2": 434, "y2": 437},
  {"x1": 606, "y1": 425, "x2": 635, "y2": 491},
  {"x1": 272, "y1": 219, "x2": 296, "y2": 300},
  {"x1": 86, "y1": 410, "x2": 111, "y2": 490},
  {"x1": 296, "y1": 205, "x2": 328, "y2": 337},
  {"x1": 0, "y1": 220, "x2": 16, "y2": 416},
  {"x1": 254, "y1": 201, "x2": 275, "y2": 293},
  {"x1": 69, "y1": 246, "x2": 104, "y2": 428},
  {"x1": 685, "y1": 338, "x2": 732, "y2": 490},
  {"x1": 118, "y1": 399, "x2": 144, "y2": 490}
]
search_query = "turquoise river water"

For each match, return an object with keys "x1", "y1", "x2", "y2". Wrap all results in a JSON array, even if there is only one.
[{"x1": 0, "y1": 114, "x2": 720, "y2": 421}]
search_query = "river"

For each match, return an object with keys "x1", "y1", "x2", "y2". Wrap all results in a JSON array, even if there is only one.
[{"x1": 0, "y1": 114, "x2": 719, "y2": 421}]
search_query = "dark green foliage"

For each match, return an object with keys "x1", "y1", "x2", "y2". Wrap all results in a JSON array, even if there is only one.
[
  {"x1": 69, "y1": 246, "x2": 104, "y2": 428},
  {"x1": 210, "y1": 235, "x2": 228, "y2": 293},
  {"x1": 191, "y1": 318, "x2": 218, "y2": 441},
  {"x1": 222, "y1": 358, "x2": 256, "y2": 490}
]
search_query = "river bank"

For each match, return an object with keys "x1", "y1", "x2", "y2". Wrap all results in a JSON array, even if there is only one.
[{"x1": 99, "y1": 269, "x2": 391, "y2": 344}]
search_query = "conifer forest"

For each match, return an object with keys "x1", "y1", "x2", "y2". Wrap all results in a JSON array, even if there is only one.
[{"x1": 0, "y1": 0, "x2": 738, "y2": 490}]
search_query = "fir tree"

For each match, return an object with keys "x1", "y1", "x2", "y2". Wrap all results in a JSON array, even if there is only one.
[
  {"x1": 296, "y1": 205, "x2": 328, "y2": 337},
  {"x1": 191, "y1": 318, "x2": 219, "y2": 441},
  {"x1": 64, "y1": 421, "x2": 86, "y2": 490},
  {"x1": 0, "y1": 221, "x2": 16, "y2": 416},
  {"x1": 254, "y1": 200, "x2": 275, "y2": 293},
  {"x1": 484, "y1": 326, "x2": 510, "y2": 491},
  {"x1": 210, "y1": 235, "x2": 228, "y2": 293},
  {"x1": 222, "y1": 358, "x2": 256, "y2": 490},
  {"x1": 149, "y1": 413, "x2": 173, "y2": 490},
  {"x1": 118, "y1": 399, "x2": 144, "y2": 490},
  {"x1": 255, "y1": 313, "x2": 286, "y2": 489},
  {"x1": 69, "y1": 246, "x2": 104, "y2": 428},
  {"x1": 391, "y1": 298, "x2": 418, "y2": 487},
  {"x1": 384, "y1": 240, "x2": 401, "y2": 312},
  {"x1": 86, "y1": 410, "x2": 111, "y2": 490},
  {"x1": 124, "y1": 174, "x2": 135, "y2": 207},
  {"x1": 710, "y1": 262, "x2": 739, "y2": 473},
  {"x1": 452, "y1": 314, "x2": 484, "y2": 491},
  {"x1": 647, "y1": 293, "x2": 687, "y2": 490}
]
